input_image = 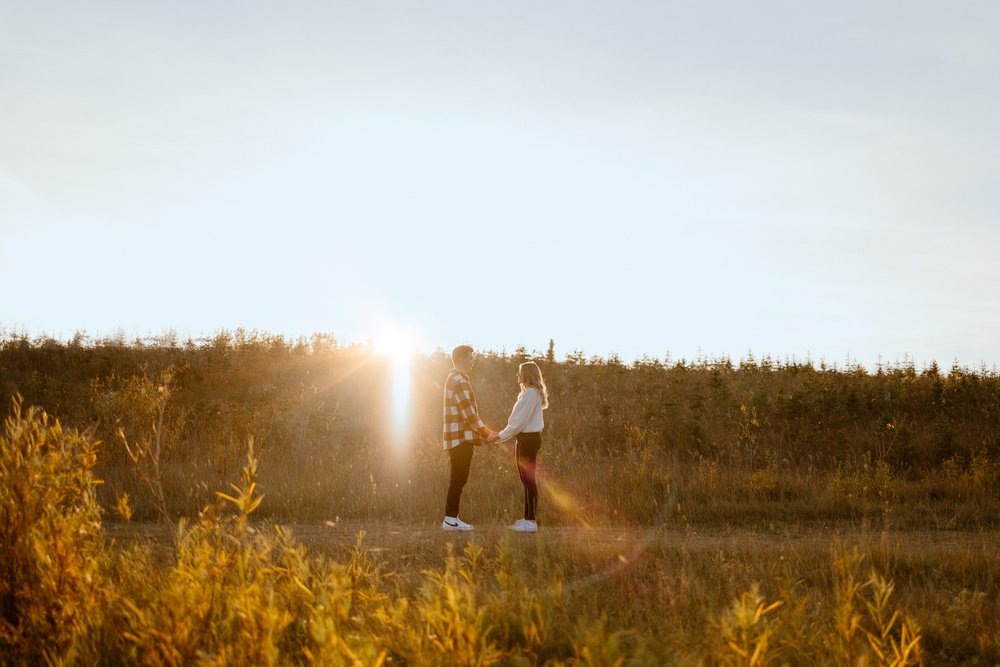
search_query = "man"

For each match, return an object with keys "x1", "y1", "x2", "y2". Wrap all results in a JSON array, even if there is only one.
[{"x1": 441, "y1": 344, "x2": 497, "y2": 531}]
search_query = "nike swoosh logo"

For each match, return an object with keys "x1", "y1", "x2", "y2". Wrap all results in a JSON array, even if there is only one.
[{"x1": 445, "y1": 522, "x2": 458, "y2": 527}]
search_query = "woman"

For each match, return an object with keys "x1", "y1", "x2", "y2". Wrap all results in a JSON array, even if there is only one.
[{"x1": 497, "y1": 361, "x2": 549, "y2": 532}]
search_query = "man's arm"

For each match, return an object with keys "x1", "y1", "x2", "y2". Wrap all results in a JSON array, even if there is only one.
[{"x1": 453, "y1": 377, "x2": 494, "y2": 441}]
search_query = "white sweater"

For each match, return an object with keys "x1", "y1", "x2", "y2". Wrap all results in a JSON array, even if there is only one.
[{"x1": 498, "y1": 386, "x2": 544, "y2": 441}]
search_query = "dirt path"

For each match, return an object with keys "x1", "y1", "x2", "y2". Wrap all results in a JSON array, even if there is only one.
[{"x1": 104, "y1": 520, "x2": 1000, "y2": 557}]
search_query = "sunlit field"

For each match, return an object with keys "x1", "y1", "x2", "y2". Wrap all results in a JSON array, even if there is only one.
[{"x1": 3, "y1": 330, "x2": 999, "y2": 664}]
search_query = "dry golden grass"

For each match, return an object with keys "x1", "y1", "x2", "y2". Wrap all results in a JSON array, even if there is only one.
[{"x1": 3, "y1": 332, "x2": 1000, "y2": 663}]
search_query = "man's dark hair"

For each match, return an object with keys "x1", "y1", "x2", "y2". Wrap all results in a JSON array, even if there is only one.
[{"x1": 452, "y1": 345, "x2": 474, "y2": 366}]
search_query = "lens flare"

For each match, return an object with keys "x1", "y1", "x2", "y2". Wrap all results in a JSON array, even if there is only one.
[
  {"x1": 373, "y1": 331, "x2": 414, "y2": 450},
  {"x1": 541, "y1": 476, "x2": 592, "y2": 529}
]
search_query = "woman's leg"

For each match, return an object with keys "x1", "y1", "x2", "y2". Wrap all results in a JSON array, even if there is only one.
[{"x1": 516, "y1": 433, "x2": 542, "y2": 521}]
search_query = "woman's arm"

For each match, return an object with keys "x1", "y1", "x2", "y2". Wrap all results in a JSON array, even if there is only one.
[{"x1": 498, "y1": 388, "x2": 540, "y2": 441}]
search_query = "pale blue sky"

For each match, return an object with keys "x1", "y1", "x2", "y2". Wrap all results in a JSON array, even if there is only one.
[{"x1": 3, "y1": 1, "x2": 999, "y2": 368}]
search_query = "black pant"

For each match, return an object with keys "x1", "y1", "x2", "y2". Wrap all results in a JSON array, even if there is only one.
[
  {"x1": 445, "y1": 441, "x2": 474, "y2": 518},
  {"x1": 516, "y1": 432, "x2": 542, "y2": 521}
]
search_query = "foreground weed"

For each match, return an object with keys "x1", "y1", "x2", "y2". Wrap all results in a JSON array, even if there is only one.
[
  {"x1": 0, "y1": 396, "x2": 106, "y2": 664},
  {"x1": 117, "y1": 444, "x2": 382, "y2": 665},
  {"x1": 565, "y1": 615, "x2": 635, "y2": 667},
  {"x1": 714, "y1": 584, "x2": 783, "y2": 666},
  {"x1": 833, "y1": 549, "x2": 922, "y2": 666},
  {"x1": 412, "y1": 543, "x2": 504, "y2": 666},
  {"x1": 114, "y1": 367, "x2": 179, "y2": 525}
]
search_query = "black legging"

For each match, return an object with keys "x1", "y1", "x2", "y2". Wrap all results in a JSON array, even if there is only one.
[{"x1": 515, "y1": 432, "x2": 542, "y2": 521}]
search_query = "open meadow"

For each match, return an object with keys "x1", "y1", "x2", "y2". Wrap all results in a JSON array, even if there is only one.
[{"x1": 3, "y1": 331, "x2": 1000, "y2": 664}]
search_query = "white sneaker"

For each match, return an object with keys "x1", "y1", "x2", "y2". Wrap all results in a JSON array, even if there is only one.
[
  {"x1": 511, "y1": 519, "x2": 537, "y2": 533},
  {"x1": 442, "y1": 517, "x2": 474, "y2": 532}
]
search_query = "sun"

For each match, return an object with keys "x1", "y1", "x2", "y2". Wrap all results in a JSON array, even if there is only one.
[{"x1": 373, "y1": 330, "x2": 415, "y2": 366}]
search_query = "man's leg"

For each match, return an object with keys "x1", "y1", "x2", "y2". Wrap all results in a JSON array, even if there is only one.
[{"x1": 445, "y1": 441, "x2": 474, "y2": 518}]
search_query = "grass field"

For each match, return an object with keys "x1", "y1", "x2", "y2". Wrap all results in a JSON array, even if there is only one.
[
  {"x1": 97, "y1": 518, "x2": 1000, "y2": 665},
  {"x1": 2, "y1": 331, "x2": 1000, "y2": 664}
]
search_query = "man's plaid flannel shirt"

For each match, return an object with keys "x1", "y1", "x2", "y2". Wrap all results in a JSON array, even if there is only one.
[{"x1": 442, "y1": 369, "x2": 491, "y2": 450}]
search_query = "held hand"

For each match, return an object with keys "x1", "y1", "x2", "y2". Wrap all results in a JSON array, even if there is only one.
[{"x1": 487, "y1": 431, "x2": 499, "y2": 443}]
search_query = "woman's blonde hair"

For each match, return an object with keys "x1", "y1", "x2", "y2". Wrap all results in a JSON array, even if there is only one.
[{"x1": 518, "y1": 361, "x2": 549, "y2": 409}]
